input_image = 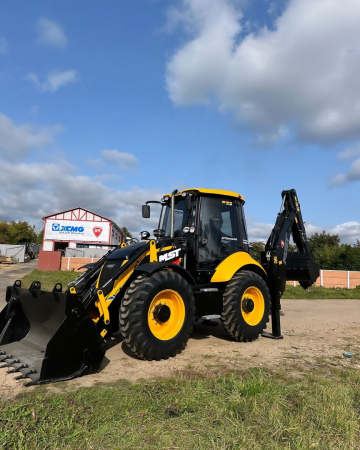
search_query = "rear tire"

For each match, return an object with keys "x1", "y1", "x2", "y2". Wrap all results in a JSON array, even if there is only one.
[
  {"x1": 119, "y1": 271, "x2": 195, "y2": 360},
  {"x1": 221, "y1": 270, "x2": 270, "y2": 342}
]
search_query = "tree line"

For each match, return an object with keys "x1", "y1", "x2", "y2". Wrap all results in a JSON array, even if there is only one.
[
  {"x1": 250, "y1": 231, "x2": 360, "y2": 271},
  {"x1": 0, "y1": 221, "x2": 42, "y2": 245},
  {"x1": 307, "y1": 231, "x2": 360, "y2": 271}
]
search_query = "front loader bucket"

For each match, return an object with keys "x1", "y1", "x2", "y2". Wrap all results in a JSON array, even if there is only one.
[
  {"x1": 0, "y1": 282, "x2": 106, "y2": 386},
  {"x1": 286, "y1": 252, "x2": 320, "y2": 288}
]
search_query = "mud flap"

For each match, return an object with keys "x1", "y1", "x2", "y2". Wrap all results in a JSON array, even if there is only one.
[{"x1": 0, "y1": 283, "x2": 106, "y2": 386}]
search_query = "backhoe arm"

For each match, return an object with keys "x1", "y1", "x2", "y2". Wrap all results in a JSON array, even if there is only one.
[{"x1": 261, "y1": 189, "x2": 319, "y2": 338}]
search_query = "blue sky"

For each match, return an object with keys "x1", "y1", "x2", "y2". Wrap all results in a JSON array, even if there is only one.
[{"x1": 0, "y1": 0, "x2": 359, "y2": 243}]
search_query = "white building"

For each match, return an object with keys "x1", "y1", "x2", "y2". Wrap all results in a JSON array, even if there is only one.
[{"x1": 42, "y1": 207, "x2": 124, "y2": 253}]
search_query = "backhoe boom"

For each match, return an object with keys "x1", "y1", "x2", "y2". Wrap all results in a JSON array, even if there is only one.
[{"x1": 261, "y1": 189, "x2": 319, "y2": 338}]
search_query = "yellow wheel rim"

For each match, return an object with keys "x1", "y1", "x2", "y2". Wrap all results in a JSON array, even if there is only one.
[
  {"x1": 240, "y1": 286, "x2": 265, "y2": 326},
  {"x1": 148, "y1": 290, "x2": 185, "y2": 340}
]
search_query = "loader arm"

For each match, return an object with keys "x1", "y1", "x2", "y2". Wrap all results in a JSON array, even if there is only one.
[
  {"x1": 0, "y1": 242, "x2": 151, "y2": 385},
  {"x1": 261, "y1": 189, "x2": 319, "y2": 338}
]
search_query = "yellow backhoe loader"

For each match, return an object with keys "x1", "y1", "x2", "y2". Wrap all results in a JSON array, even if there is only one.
[{"x1": 0, "y1": 188, "x2": 319, "y2": 385}]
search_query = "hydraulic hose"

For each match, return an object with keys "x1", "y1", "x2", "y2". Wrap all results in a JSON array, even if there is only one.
[{"x1": 170, "y1": 189, "x2": 178, "y2": 238}]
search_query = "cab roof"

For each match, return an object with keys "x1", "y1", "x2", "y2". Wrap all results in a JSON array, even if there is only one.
[{"x1": 164, "y1": 188, "x2": 245, "y2": 203}]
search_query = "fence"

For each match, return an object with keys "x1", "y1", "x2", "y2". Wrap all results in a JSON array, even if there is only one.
[
  {"x1": 60, "y1": 257, "x2": 100, "y2": 271},
  {"x1": 64, "y1": 247, "x2": 109, "y2": 259},
  {"x1": 0, "y1": 244, "x2": 25, "y2": 263},
  {"x1": 288, "y1": 269, "x2": 360, "y2": 289}
]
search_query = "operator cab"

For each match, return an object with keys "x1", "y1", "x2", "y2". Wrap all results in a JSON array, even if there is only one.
[{"x1": 142, "y1": 189, "x2": 249, "y2": 272}]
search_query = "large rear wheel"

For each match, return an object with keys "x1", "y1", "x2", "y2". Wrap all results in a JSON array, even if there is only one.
[
  {"x1": 120, "y1": 271, "x2": 195, "y2": 360},
  {"x1": 221, "y1": 270, "x2": 270, "y2": 342}
]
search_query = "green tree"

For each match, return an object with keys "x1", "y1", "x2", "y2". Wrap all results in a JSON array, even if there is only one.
[
  {"x1": 336, "y1": 244, "x2": 360, "y2": 271},
  {"x1": 0, "y1": 221, "x2": 11, "y2": 244},
  {"x1": 36, "y1": 229, "x2": 44, "y2": 244},
  {"x1": 121, "y1": 227, "x2": 132, "y2": 239},
  {"x1": 249, "y1": 241, "x2": 265, "y2": 263},
  {"x1": 308, "y1": 231, "x2": 360, "y2": 270},
  {"x1": 308, "y1": 231, "x2": 340, "y2": 251},
  {"x1": 8, "y1": 221, "x2": 37, "y2": 245}
]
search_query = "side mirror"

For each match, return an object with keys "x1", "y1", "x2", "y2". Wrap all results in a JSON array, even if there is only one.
[{"x1": 142, "y1": 204, "x2": 150, "y2": 218}]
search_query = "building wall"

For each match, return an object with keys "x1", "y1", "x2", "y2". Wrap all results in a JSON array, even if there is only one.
[
  {"x1": 110, "y1": 224, "x2": 124, "y2": 246},
  {"x1": 42, "y1": 207, "x2": 124, "y2": 251}
]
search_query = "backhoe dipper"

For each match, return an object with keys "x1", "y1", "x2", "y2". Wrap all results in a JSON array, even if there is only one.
[{"x1": 0, "y1": 188, "x2": 319, "y2": 385}]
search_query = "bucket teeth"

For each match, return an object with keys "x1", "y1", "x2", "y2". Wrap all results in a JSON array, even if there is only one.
[
  {"x1": 14, "y1": 369, "x2": 37, "y2": 381},
  {"x1": 0, "y1": 351, "x2": 38, "y2": 383},
  {"x1": 0, "y1": 354, "x2": 13, "y2": 362},
  {"x1": 7, "y1": 362, "x2": 29, "y2": 374},
  {"x1": 0, "y1": 358, "x2": 20, "y2": 367}
]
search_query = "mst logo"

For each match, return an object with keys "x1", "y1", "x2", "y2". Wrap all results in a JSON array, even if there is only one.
[
  {"x1": 51, "y1": 223, "x2": 85, "y2": 234},
  {"x1": 158, "y1": 248, "x2": 181, "y2": 262}
]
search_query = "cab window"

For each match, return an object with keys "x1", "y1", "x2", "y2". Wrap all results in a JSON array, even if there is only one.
[{"x1": 198, "y1": 197, "x2": 242, "y2": 268}]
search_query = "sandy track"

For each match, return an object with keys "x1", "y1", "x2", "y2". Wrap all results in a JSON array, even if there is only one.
[{"x1": 1, "y1": 298, "x2": 359, "y2": 399}]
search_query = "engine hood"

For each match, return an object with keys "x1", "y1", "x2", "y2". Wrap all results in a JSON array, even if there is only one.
[{"x1": 106, "y1": 241, "x2": 148, "y2": 261}]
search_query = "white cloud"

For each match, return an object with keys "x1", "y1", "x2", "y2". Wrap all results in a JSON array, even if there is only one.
[
  {"x1": 0, "y1": 36, "x2": 7, "y2": 54},
  {"x1": 0, "y1": 152, "x2": 357, "y2": 243},
  {"x1": 0, "y1": 159, "x2": 163, "y2": 236},
  {"x1": 36, "y1": 18, "x2": 68, "y2": 48},
  {"x1": 166, "y1": 0, "x2": 360, "y2": 145},
  {"x1": 327, "y1": 221, "x2": 360, "y2": 244},
  {"x1": 0, "y1": 112, "x2": 62, "y2": 160},
  {"x1": 337, "y1": 144, "x2": 360, "y2": 160},
  {"x1": 27, "y1": 69, "x2": 79, "y2": 92},
  {"x1": 248, "y1": 219, "x2": 360, "y2": 245},
  {"x1": 307, "y1": 221, "x2": 360, "y2": 244},
  {"x1": 101, "y1": 150, "x2": 138, "y2": 170},
  {"x1": 330, "y1": 158, "x2": 360, "y2": 187},
  {"x1": 247, "y1": 219, "x2": 273, "y2": 242}
]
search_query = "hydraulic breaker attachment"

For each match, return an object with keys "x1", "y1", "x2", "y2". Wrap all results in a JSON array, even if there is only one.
[{"x1": 0, "y1": 281, "x2": 106, "y2": 386}]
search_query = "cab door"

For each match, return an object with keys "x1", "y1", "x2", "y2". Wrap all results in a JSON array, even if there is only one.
[{"x1": 198, "y1": 196, "x2": 245, "y2": 270}]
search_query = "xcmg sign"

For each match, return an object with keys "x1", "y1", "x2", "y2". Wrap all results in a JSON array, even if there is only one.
[
  {"x1": 45, "y1": 220, "x2": 110, "y2": 242},
  {"x1": 52, "y1": 224, "x2": 85, "y2": 233}
]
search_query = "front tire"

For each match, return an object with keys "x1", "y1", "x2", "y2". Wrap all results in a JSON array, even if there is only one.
[
  {"x1": 120, "y1": 271, "x2": 195, "y2": 360},
  {"x1": 221, "y1": 270, "x2": 270, "y2": 342}
]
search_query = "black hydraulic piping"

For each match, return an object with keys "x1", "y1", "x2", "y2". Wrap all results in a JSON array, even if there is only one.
[
  {"x1": 83, "y1": 241, "x2": 151, "y2": 311},
  {"x1": 170, "y1": 189, "x2": 178, "y2": 238}
]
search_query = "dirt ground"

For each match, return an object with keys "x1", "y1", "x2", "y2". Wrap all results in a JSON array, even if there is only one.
[{"x1": 0, "y1": 263, "x2": 359, "y2": 400}]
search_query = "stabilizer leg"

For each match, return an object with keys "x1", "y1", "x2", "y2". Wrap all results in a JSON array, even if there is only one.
[{"x1": 262, "y1": 306, "x2": 283, "y2": 339}]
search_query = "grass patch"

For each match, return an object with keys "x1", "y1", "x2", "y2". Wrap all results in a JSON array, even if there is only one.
[
  {"x1": 21, "y1": 270, "x2": 80, "y2": 291},
  {"x1": 0, "y1": 364, "x2": 359, "y2": 449},
  {"x1": 284, "y1": 284, "x2": 360, "y2": 299}
]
